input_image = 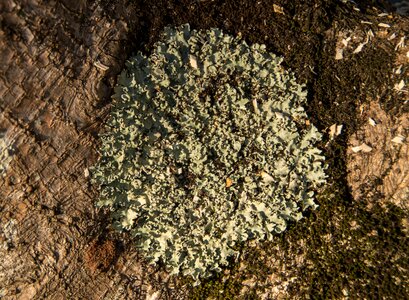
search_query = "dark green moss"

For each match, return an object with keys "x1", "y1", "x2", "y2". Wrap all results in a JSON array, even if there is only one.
[{"x1": 185, "y1": 275, "x2": 243, "y2": 300}]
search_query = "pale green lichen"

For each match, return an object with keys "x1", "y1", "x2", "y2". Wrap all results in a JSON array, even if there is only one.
[{"x1": 92, "y1": 24, "x2": 326, "y2": 283}]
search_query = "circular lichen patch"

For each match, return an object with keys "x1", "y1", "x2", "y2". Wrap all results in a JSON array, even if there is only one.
[{"x1": 92, "y1": 24, "x2": 326, "y2": 282}]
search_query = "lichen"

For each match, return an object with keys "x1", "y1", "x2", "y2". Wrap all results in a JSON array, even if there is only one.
[{"x1": 91, "y1": 24, "x2": 327, "y2": 283}]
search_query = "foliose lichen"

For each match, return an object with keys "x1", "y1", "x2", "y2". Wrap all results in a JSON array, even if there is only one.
[{"x1": 91, "y1": 24, "x2": 327, "y2": 283}]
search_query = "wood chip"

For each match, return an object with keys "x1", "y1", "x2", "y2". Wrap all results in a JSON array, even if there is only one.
[
  {"x1": 378, "y1": 23, "x2": 390, "y2": 28},
  {"x1": 335, "y1": 48, "x2": 343, "y2": 60},
  {"x1": 360, "y1": 143, "x2": 372, "y2": 152},
  {"x1": 94, "y1": 60, "x2": 109, "y2": 71},
  {"x1": 351, "y1": 143, "x2": 372, "y2": 153},
  {"x1": 273, "y1": 4, "x2": 284, "y2": 14},
  {"x1": 395, "y1": 37, "x2": 405, "y2": 50},
  {"x1": 368, "y1": 118, "x2": 376, "y2": 126},
  {"x1": 336, "y1": 124, "x2": 343, "y2": 136},
  {"x1": 353, "y1": 43, "x2": 365, "y2": 54},
  {"x1": 391, "y1": 135, "x2": 405, "y2": 144},
  {"x1": 329, "y1": 124, "x2": 343, "y2": 139},
  {"x1": 342, "y1": 37, "x2": 351, "y2": 47},
  {"x1": 394, "y1": 80, "x2": 405, "y2": 92}
]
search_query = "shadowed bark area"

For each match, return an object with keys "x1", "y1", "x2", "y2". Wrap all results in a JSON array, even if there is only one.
[{"x1": 0, "y1": 0, "x2": 407, "y2": 299}]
